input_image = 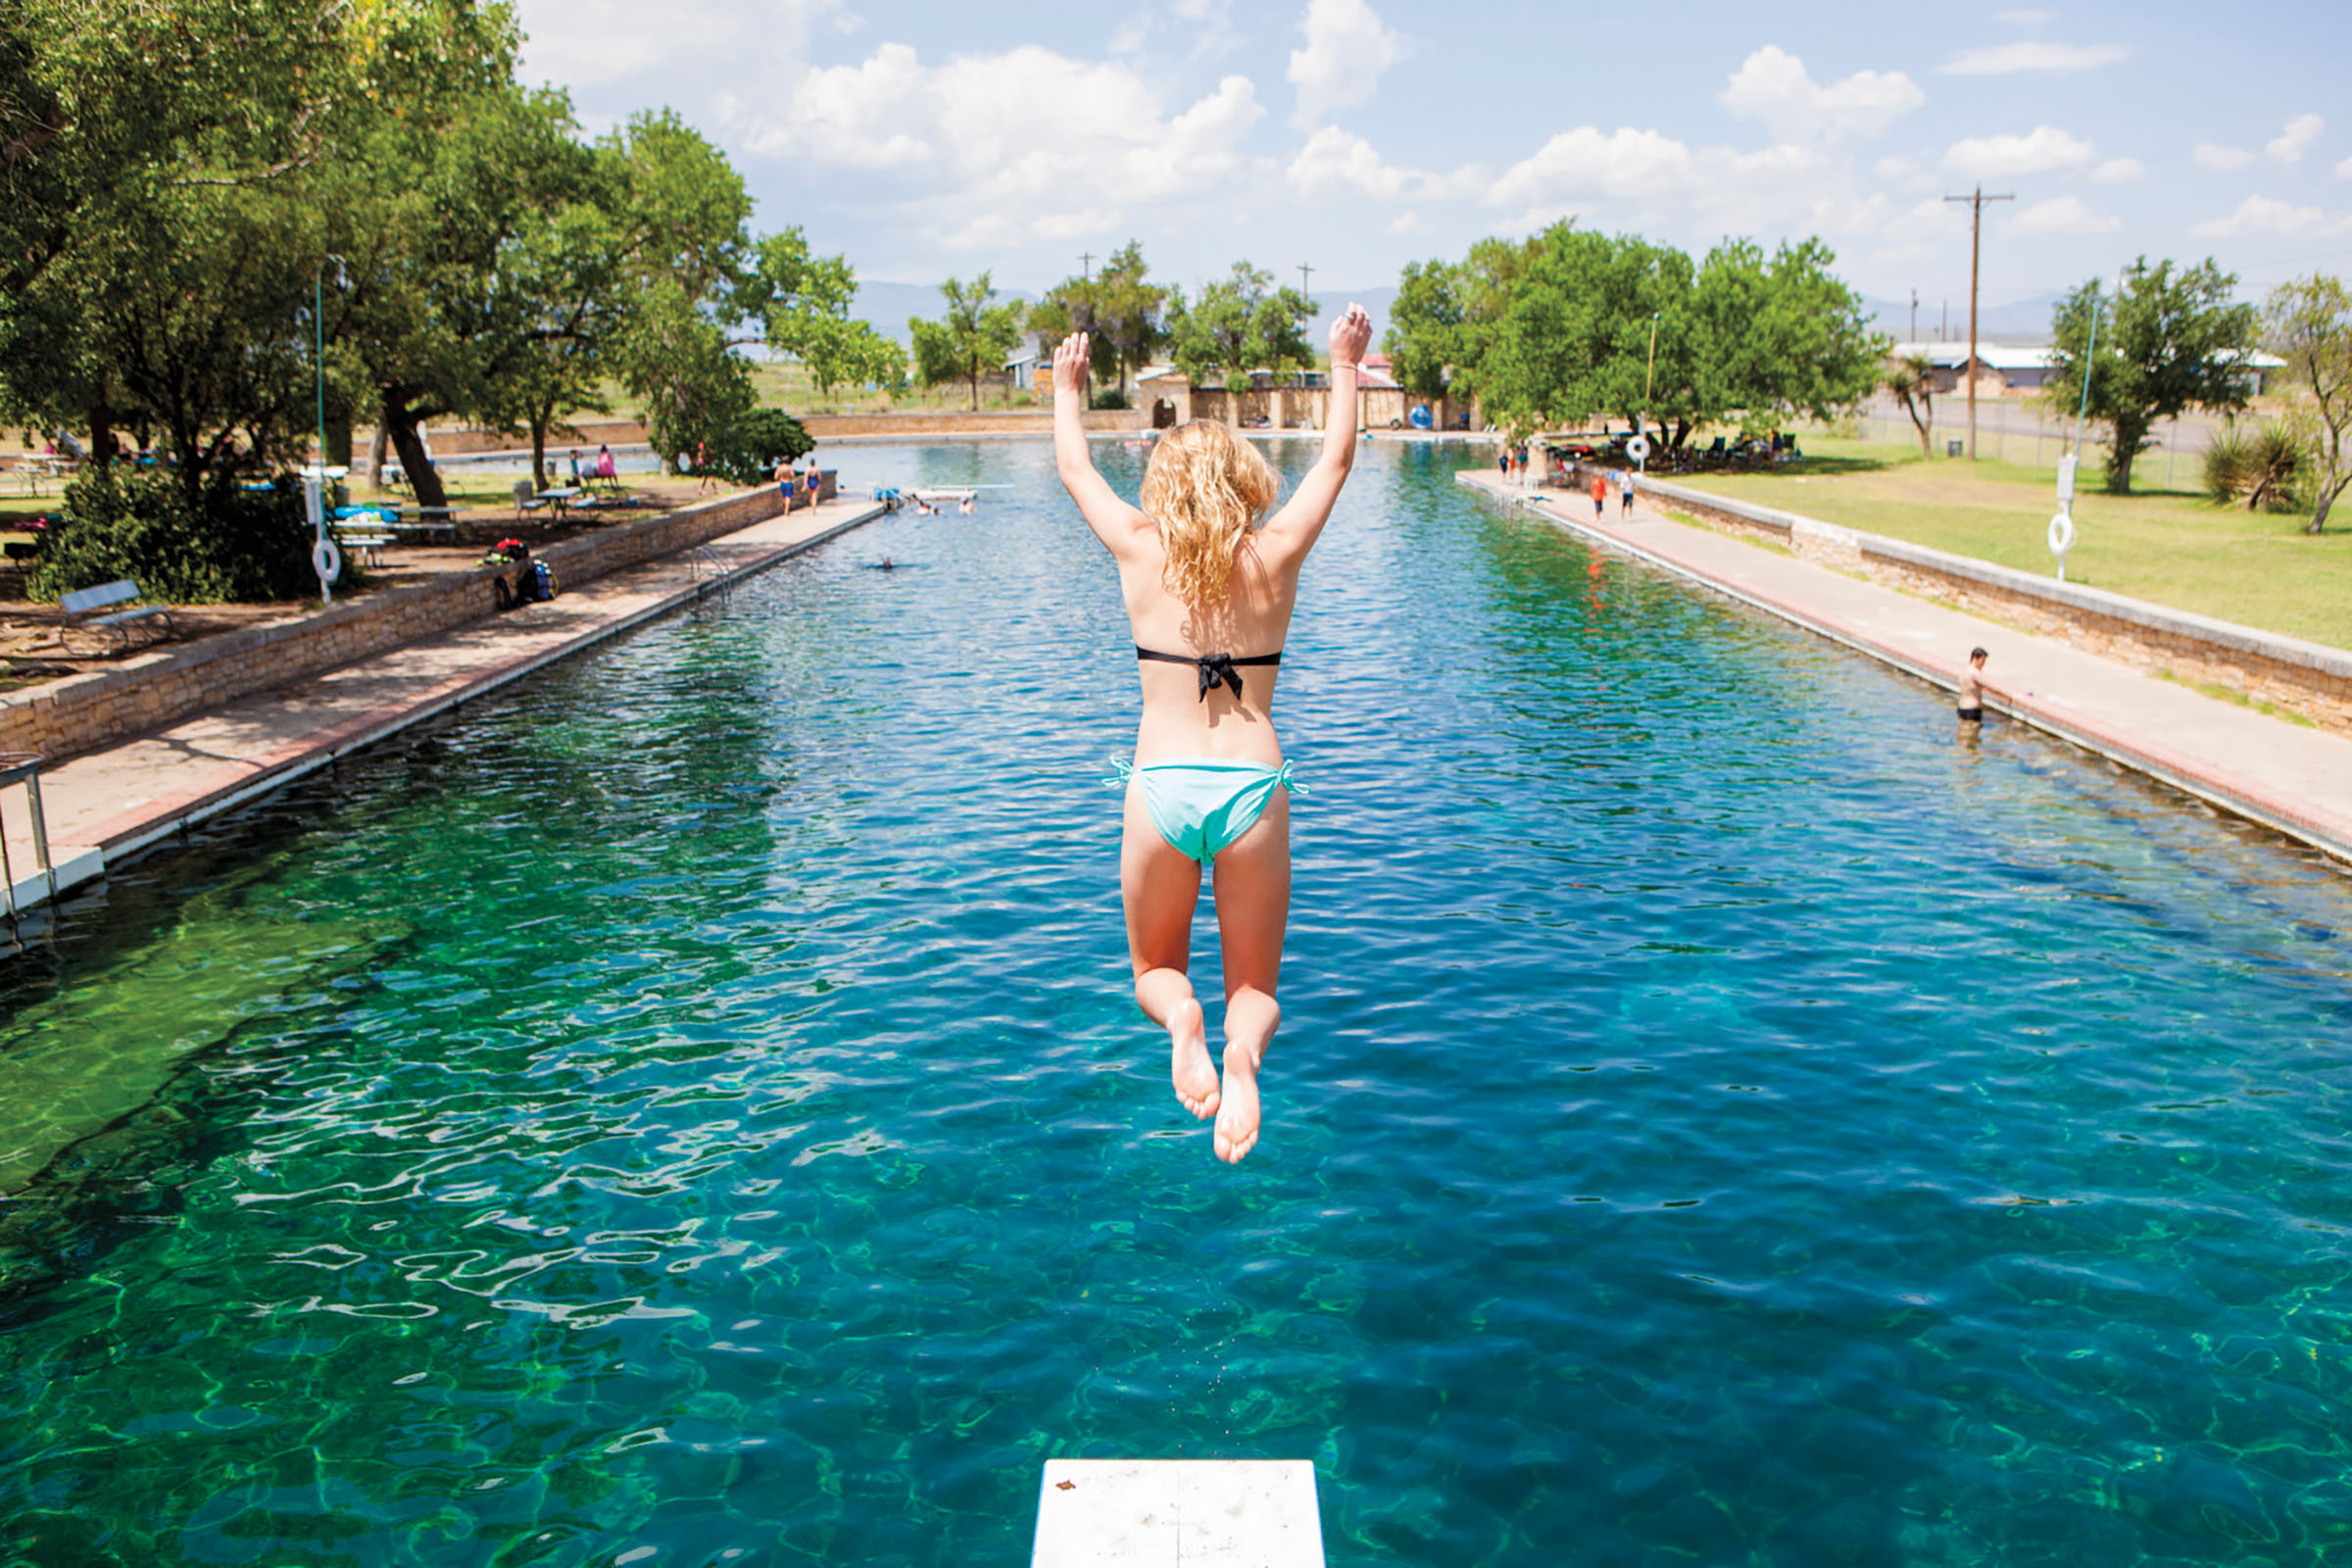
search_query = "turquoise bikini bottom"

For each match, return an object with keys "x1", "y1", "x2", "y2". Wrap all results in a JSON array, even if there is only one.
[{"x1": 1109, "y1": 758, "x2": 1307, "y2": 866}]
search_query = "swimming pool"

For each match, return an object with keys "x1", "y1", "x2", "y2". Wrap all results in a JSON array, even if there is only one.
[{"x1": 4, "y1": 440, "x2": 2351, "y2": 1566}]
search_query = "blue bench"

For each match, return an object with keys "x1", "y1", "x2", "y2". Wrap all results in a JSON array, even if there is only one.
[{"x1": 60, "y1": 579, "x2": 175, "y2": 655}]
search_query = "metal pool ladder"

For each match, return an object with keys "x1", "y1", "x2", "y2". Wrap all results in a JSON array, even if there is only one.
[{"x1": 0, "y1": 753, "x2": 57, "y2": 924}]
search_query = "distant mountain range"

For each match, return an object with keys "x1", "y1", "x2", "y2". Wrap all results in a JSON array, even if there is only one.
[
  {"x1": 1863, "y1": 292, "x2": 2066, "y2": 345},
  {"x1": 844, "y1": 281, "x2": 1404, "y2": 354}
]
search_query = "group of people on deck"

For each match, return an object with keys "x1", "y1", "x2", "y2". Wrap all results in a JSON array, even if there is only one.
[{"x1": 774, "y1": 456, "x2": 827, "y2": 511}]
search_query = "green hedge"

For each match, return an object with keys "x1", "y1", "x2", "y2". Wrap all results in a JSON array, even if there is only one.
[
  {"x1": 31, "y1": 467, "x2": 329, "y2": 604},
  {"x1": 697, "y1": 407, "x2": 814, "y2": 486}
]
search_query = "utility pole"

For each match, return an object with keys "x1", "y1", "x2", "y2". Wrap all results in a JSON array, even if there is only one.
[
  {"x1": 1079, "y1": 251, "x2": 1095, "y2": 281},
  {"x1": 1944, "y1": 185, "x2": 2013, "y2": 460},
  {"x1": 1909, "y1": 289, "x2": 1918, "y2": 343},
  {"x1": 1298, "y1": 262, "x2": 1315, "y2": 300}
]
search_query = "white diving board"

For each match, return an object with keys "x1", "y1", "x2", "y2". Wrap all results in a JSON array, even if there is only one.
[{"x1": 1031, "y1": 1459, "x2": 1325, "y2": 1567}]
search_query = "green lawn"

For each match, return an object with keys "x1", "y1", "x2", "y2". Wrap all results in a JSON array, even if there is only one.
[{"x1": 1668, "y1": 434, "x2": 2352, "y2": 651}]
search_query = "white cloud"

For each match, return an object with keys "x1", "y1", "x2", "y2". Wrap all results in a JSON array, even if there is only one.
[
  {"x1": 1287, "y1": 125, "x2": 1407, "y2": 197},
  {"x1": 2193, "y1": 143, "x2": 2254, "y2": 172},
  {"x1": 718, "y1": 44, "x2": 1265, "y2": 243},
  {"x1": 1487, "y1": 125, "x2": 1698, "y2": 206},
  {"x1": 1718, "y1": 45, "x2": 1924, "y2": 141},
  {"x1": 2011, "y1": 196, "x2": 2120, "y2": 234},
  {"x1": 1286, "y1": 127, "x2": 1481, "y2": 201},
  {"x1": 1994, "y1": 8, "x2": 2056, "y2": 23},
  {"x1": 2091, "y1": 157, "x2": 2143, "y2": 182},
  {"x1": 1942, "y1": 125, "x2": 2096, "y2": 178},
  {"x1": 1287, "y1": 0, "x2": 1409, "y2": 127},
  {"x1": 2269, "y1": 113, "x2": 2325, "y2": 165},
  {"x1": 1937, "y1": 41, "x2": 2130, "y2": 74},
  {"x1": 519, "y1": 0, "x2": 845, "y2": 89},
  {"x1": 2189, "y1": 195, "x2": 2352, "y2": 239},
  {"x1": 2338, "y1": 155, "x2": 2352, "y2": 179},
  {"x1": 1874, "y1": 155, "x2": 1920, "y2": 176},
  {"x1": 1386, "y1": 211, "x2": 1428, "y2": 235}
]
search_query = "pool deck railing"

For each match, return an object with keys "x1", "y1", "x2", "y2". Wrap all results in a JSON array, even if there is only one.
[
  {"x1": 1461, "y1": 467, "x2": 2352, "y2": 865},
  {"x1": 0, "y1": 490, "x2": 887, "y2": 921}
]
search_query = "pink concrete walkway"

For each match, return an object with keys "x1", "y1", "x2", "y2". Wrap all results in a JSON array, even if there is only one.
[
  {"x1": 1, "y1": 494, "x2": 884, "y2": 910},
  {"x1": 1461, "y1": 469, "x2": 2352, "y2": 863}
]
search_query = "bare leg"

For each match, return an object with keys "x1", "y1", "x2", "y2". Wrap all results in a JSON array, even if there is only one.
[
  {"x1": 1208, "y1": 790, "x2": 1291, "y2": 1163},
  {"x1": 1122, "y1": 785, "x2": 1218, "y2": 1119}
]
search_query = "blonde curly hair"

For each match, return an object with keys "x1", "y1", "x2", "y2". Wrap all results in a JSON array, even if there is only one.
[{"x1": 1138, "y1": 421, "x2": 1282, "y2": 607}]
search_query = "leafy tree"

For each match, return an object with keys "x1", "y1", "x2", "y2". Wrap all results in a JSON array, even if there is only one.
[
  {"x1": 1026, "y1": 275, "x2": 1108, "y2": 393},
  {"x1": 909, "y1": 272, "x2": 1026, "y2": 411},
  {"x1": 1690, "y1": 236, "x2": 1884, "y2": 434},
  {"x1": 700, "y1": 406, "x2": 812, "y2": 486},
  {"x1": 2047, "y1": 257, "x2": 2257, "y2": 494},
  {"x1": 2265, "y1": 273, "x2": 2352, "y2": 532},
  {"x1": 1163, "y1": 263, "x2": 1314, "y2": 393},
  {"x1": 1886, "y1": 353, "x2": 1936, "y2": 457},
  {"x1": 1092, "y1": 242, "x2": 1169, "y2": 397},
  {"x1": 0, "y1": 0, "x2": 514, "y2": 473},
  {"x1": 750, "y1": 228, "x2": 906, "y2": 398}
]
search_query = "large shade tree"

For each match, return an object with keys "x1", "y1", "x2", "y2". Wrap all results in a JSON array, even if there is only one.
[{"x1": 2047, "y1": 256, "x2": 2258, "y2": 494}]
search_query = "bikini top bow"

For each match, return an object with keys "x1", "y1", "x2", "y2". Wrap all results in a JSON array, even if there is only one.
[{"x1": 1134, "y1": 646, "x2": 1284, "y2": 703}]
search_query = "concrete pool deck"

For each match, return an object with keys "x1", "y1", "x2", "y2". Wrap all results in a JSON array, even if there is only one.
[
  {"x1": 1459, "y1": 468, "x2": 2352, "y2": 866},
  {"x1": 0, "y1": 491, "x2": 885, "y2": 915}
]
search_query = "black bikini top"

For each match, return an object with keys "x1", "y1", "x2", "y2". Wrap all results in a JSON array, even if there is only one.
[{"x1": 1136, "y1": 646, "x2": 1283, "y2": 703}]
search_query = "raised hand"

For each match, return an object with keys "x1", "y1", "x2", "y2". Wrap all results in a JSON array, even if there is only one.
[
  {"x1": 1054, "y1": 331, "x2": 1091, "y2": 396},
  {"x1": 1329, "y1": 303, "x2": 1373, "y2": 368}
]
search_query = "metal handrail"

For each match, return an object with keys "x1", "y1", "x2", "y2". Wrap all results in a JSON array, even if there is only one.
[{"x1": 0, "y1": 753, "x2": 55, "y2": 921}]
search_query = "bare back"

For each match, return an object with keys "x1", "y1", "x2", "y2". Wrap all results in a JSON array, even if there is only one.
[{"x1": 1118, "y1": 521, "x2": 1304, "y2": 764}]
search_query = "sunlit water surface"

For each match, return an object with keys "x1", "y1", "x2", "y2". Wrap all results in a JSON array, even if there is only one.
[{"x1": 4, "y1": 441, "x2": 2352, "y2": 1567}]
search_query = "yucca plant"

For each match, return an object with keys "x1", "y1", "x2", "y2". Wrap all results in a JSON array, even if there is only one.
[{"x1": 2202, "y1": 420, "x2": 2304, "y2": 511}]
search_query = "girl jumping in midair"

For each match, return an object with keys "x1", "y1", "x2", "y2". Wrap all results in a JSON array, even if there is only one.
[{"x1": 1052, "y1": 305, "x2": 1375, "y2": 1163}]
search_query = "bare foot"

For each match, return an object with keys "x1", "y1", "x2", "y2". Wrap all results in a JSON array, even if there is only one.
[
  {"x1": 1169, "y1": 999, "x2": 1219, "y2": 1120},
  {"x1": 1213, "y1": 1045, "x2": 1261, "y2": 1163}
]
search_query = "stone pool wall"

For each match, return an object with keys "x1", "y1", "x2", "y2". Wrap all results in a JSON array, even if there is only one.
[
  {"x1": 1580, "y1": 465, "x2": 2352, "y2": 736},
  {"x1": 2, "y1": 486, "x2": 791, "y2": 763}
]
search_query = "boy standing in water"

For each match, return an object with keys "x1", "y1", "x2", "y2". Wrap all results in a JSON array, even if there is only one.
[{"x1": 1957, "y1": 646, "x2": 1989, "y2": 722}]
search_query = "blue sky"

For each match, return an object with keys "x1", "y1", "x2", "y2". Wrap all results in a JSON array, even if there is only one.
[{"x1": 516, "y1": 0, "x2": 2352, "y2": 313}]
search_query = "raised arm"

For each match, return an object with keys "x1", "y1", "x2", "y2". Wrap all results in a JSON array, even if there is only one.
[
  {"x1": 1262, "y1": 304, "x2": 1375, "y2": 558},
  {"x1": 1052, "y1": 331, "x2": 1152, "y2": 557}
]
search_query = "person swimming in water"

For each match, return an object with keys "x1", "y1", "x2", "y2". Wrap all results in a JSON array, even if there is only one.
[{"x1": 1052, "y1": 303, "x2": 1375, "y2": 1163}]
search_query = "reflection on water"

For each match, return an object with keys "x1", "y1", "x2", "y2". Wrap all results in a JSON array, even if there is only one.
[{"x1": 4, "y1": 441, "x2": 2352, "y2": 1566}]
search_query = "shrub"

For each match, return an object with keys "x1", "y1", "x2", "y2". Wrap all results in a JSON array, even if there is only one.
[
  {"x1": 2202, "y1": 421, "x2": 2304, "y2": 512},
  {"x1": 30, "y1": 467, "x2": 325, "y2": 604},
  {"x1": 1089, "y1": 387, "x2": 1131, "y2": 411},
  {"x1": 696, "y1": 408, "x2": 815, "y2": 486}
]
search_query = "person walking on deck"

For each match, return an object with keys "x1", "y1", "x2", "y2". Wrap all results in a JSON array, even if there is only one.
[
  {"x1": 1052, "y1": 304, "x2": 1376, "y2": 1164},
  {"x1": 1590, "y1": 470, "x2": 1608, "y2": 519}
]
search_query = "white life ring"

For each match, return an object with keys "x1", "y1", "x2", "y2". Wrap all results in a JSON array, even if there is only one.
[
  {"x1": 313, "y1": 539, "x2": 343, "y2": 584},
  {"x1": 1625, "y1": 435, "x2": 1651, "y2": 464},
  {"x1": 2046, "y1": 511, "x2": 2076, "y2": 557}
]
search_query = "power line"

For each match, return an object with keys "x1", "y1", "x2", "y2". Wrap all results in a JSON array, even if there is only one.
[{"x1": 1944, "y1": 185, "x2": 2014, "y2": 460}]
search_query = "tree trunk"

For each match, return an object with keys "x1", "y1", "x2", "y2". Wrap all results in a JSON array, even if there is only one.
[
  {"x1": 382, "y1": 397, "x2": 450, "y2": 510},
  {"x1": 88, "y1": 402, "x2": 114, "y2": 470},
  {"x1": 2311, "y1": 472, "x2": 2348, "y2": 534},
  {"x1": 367, "y1": 422, "x2": 388, "y2": 489},
  {"x1": 529, "y1": 410, "x2": 550, "y2": 494}
]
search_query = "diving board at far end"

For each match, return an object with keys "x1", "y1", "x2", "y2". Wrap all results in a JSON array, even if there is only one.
[{"x1": 1032, "y1": 1459, "x2": 1324, "y2": 1567}]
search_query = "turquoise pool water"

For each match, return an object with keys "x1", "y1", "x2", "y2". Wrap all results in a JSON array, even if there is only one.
[{"x1": 5, "y1": 440, "x2": 2352, "y2": 1566}]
